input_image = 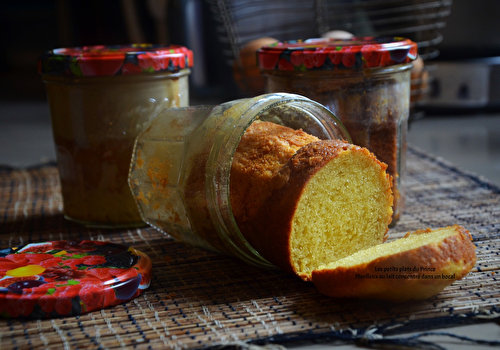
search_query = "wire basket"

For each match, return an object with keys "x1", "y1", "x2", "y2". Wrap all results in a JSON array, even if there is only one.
[{"x1": 207, "y1": 0, "x2": 452, "y2": 110}]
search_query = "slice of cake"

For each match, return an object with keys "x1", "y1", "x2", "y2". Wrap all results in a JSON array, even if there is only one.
[
  {"x1": 311, "y1": 225, "x2": 476, "y2": 302},
  {"x1": 230, "y1": 121, "x2": 476, "y2": 301}
]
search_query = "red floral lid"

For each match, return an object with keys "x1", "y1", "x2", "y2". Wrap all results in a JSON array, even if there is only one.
[
  {"x1": 38, "y1": 44, "x2": 193, "y2": 77},
  {"x1": 0, "y1": 240, "x2": 152, "y2": 319},
  {"x1": 257, "y1": 37, "x2": 417, "y2": 71}
]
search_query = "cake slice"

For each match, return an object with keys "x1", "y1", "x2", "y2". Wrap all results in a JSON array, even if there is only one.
[
  {"x1": 231, "y1": 122, "x2": 475, "y2": 302},
  {"x1": 311, "y1": 225, "x2": 476, "y2": 302},
  {"x1": 241, "y1": 139, "x2": 394, "y2": 281}
]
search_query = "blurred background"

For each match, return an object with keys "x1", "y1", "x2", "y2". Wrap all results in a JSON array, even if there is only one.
[{"x1": 1, "y1": 0, "x2": 500, "y2": 185}]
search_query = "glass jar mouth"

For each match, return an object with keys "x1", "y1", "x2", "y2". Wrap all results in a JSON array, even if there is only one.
[{"x1": 206, "y1": 93, "x2": 351, "y2": 268}]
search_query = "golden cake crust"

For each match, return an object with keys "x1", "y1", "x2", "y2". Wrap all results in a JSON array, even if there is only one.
[
  {"x1": 230, "y1": 121, "x2": 319, "y2": 225},
  {"x1": 311, "y1": 225, "x2": 476, "y2": 302}
]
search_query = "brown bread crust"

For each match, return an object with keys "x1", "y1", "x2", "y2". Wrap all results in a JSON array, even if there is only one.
[{"x1": 311, "y1": 225, "x2": 476, "y2": 302}]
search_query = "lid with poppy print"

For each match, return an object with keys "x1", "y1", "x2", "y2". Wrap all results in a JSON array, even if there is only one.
[
  {"x1": 257, "y1": 37, "x2": 417, "y2": 71},
  {"x1": 38, "y1": 44, "x2": 193, "y2": 77},
  {"x1": 0, "y1": 240, "x2": 152, "y2": 319}
]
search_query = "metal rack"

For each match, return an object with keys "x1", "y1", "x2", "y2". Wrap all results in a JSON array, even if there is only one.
[
  {"x1": 207, "y1": 0, "x2": 452, "y2": 108},
  {"x1": 208, "y1": 0, "x2": 451, "y2": 63}
]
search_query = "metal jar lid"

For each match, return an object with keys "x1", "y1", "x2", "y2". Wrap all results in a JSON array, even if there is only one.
[
  {"x1": 258, "y1": 37, "x2": 417, "y2": 71},
  {"x1": 0, "y1": 240, "x2": 152, "y2": 319},
  {"x1": 38, "y1": 44, "x2": 193, "y2": 77}
]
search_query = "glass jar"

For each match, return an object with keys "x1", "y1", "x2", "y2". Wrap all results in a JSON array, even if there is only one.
[
  {"x1": 38, "y1": 44, "x2": 193, "y2": 228},
  {"x1": 258, "y1": 37, "x2": 417, "y2": 223},
  {"x1": 128, "y1": 93, "x2": 351, "y2": 268}
]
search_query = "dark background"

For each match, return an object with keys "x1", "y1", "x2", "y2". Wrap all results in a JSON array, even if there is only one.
[
  {"x1": 2, "y1": 0, "x2": 500, "y2": 104},
  {"x1": 0, "y1": 0, "x2": 238, "y2": 103}
]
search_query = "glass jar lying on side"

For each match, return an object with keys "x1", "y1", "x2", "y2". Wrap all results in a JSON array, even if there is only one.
[
  {"x1": 38, "y1": 44, "x2": 193, "y2": 228},
  {"x1": 258, "y1": 37, "x2": 417, "y2": 223},
  {"x1": 128, "y1": 93, "x2": 351, "y2": 268}
]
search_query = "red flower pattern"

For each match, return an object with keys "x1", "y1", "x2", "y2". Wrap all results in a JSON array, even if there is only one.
[
  {"x1": 0, "y1": 241, "x2": 151, "y2": 319},
  {"x1": 361, "y1": 45, "x2": 382, "y2": 68},
  {"x1": 290, "y1": 51, "x2": 304, "y2": 66},
  {"x1": 83, "y1": 255, "x2": 106, "y2": 266},
  {"x1": 259, "y1": 37, "x2": 417, "y2": 70},
  {"x1": 79, "y1": 283, "x2": 105, "y2": 312},
  {"x1": 122, "y1": 62, "x2": 143, "y2": 75},
  {"x1": 342, "y1": 46, "x2": 360, "y2": 68},
  {"x1": 79, "y1": 55, "x2": 125, "y2": 76},
  {"x1": 277, "y1": 58, "x2": 294, "y2": 71},
  {"x1": 258, "y1": 48, "x2": 283, "y2": 69}
]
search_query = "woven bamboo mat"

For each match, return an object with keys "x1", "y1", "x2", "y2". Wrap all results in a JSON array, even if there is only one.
[{"x1": 0, "y1": 147, "x2": 499, "y2": 350}]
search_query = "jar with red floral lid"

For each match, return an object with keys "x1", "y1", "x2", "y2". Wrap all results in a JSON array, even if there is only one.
[
  {"x1": 38, "y1": 44, "x2": 193, "y2": 228},
  {"x1": 258, "y1": 37, "x2": 417, "y2": 223}
]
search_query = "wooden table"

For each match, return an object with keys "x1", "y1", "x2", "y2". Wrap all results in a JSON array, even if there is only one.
[{"x1": 0, "y1": 147, "x2": 499, "y2": 349}]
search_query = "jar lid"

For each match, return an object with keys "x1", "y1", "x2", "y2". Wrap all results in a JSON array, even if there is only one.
[
  {"x1": 257, "y1": 37, "x2": 417, "y2": 71},
  {"x1": 38, "y1": 44, "x2": 194, "y2": 77},
  {"x1": 0, "y1": 240, "x2": 152, "y2": 319}
]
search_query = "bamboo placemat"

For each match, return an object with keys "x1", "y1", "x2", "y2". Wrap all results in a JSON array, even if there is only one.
[{"x1": 0, "y1": 147, "x2": 499, "y2": 349}]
